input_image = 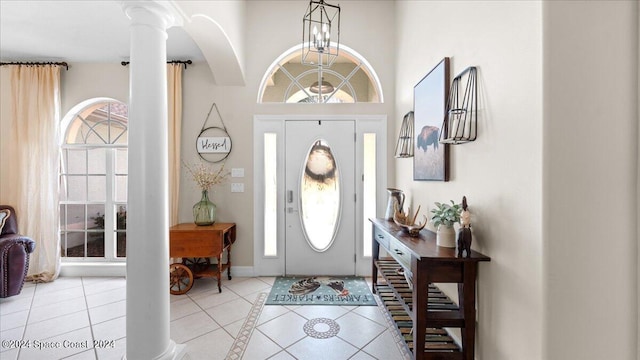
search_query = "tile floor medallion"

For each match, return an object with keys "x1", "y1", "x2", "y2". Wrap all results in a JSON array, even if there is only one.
[{"x1": 302, "y1": 318, "x2": 340, "y2": 339}]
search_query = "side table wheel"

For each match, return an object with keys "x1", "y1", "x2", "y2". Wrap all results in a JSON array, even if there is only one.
[{"x1": 169, "y1": 263, "x2": 194, "y2": 295}]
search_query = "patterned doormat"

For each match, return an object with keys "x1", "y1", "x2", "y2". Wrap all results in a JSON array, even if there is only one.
[{"x1": 265, "y1": 276, "x2": 377, "y2": 306}]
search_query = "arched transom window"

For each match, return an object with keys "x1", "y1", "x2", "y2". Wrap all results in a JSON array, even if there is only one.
[
  {"x1": 59, "y1": 99, "x2": 128, "y2": 261},
  {"x1": 258, "y1": 43, "x2": 383, "y2": 104}
]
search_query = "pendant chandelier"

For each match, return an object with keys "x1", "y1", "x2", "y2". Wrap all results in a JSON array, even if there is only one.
[{"x1": 302, "y1": 0, "x2": 341, "y2": 68}]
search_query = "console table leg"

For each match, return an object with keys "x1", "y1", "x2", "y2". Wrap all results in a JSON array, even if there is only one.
[
  {"x1": 371, "y1": 231, "x2": 380, "y2": 294},
  {"x1": 413, "y1": 259, "x2": 427, "y2": 359},
  {"x1": 459, "y1": 262, "x2": 478, "y2": 360}
]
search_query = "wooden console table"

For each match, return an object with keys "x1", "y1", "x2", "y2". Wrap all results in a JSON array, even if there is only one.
[
  {"x1": 370, "y1": 218, "x2": 490, "y2": 360},
  {"x1": 169, "y1": 222, "x2": 236, "y2": 294}
]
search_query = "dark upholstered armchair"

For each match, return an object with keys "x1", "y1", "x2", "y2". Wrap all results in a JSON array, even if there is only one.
[{"x1": 0, "y1": 205, "x2": 36, "y2": 298}]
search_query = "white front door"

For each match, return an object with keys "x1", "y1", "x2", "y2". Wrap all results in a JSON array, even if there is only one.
[{"x1": 285, "y1": 120, "x2": 355, "y2": 275}]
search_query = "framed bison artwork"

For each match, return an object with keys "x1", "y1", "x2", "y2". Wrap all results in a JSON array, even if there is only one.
[{"x1": 413, "y1": 57, "x2": 450, "y2": 181}]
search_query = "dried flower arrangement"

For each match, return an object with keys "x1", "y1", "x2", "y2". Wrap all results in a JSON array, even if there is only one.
[{"x1": 183, "y1": 160, "x2": 230, "y2": 191}]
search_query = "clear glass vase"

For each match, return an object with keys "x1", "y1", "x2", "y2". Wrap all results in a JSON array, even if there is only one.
[{"x1": 193, "y1": 190, "x2": 216, "y2": 226}]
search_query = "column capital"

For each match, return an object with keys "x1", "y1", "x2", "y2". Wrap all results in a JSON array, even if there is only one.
[{"x1": 121, "y1": 0, "x2": 186, "y2": 29}]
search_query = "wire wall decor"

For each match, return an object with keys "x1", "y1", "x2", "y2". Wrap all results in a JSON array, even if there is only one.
[
  {"x1": 395, "y1": 111, "x2": 414, "y2": 158},
  {"x1": 440, "y1": 66, "x2": 478, "y2": 144}
]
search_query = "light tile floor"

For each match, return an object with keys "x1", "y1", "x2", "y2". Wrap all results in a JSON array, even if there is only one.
[{"x1": 0, "y1": 276, "x2": 405, "y2": 360}]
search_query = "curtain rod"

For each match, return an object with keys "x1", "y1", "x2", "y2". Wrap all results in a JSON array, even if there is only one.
[
  {"x1": 120, "y1": 60, "x2": 192, "y2": 69},
  {"x1": 0, "y1": 61, "x2": 69, "y2": 70}
]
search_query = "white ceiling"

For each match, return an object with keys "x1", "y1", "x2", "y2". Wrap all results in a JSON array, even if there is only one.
[{"x1": 0, "y1": 0, "x2": 205, "y2": 62}]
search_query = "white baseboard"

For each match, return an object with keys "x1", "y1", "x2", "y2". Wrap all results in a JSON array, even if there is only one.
[
  {"x1": 228, "y1": 266, "x2": 255, "y2": 277},
  {"x1": 59, "y1": 263, "x2": 255, "y2": 278},
  {"x1": 60, "y1": 262, "x2": 126, "y2": 277}
]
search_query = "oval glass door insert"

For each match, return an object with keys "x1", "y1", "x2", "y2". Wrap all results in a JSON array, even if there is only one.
[{"x1": 299, "y1": 139, "x2": 341, "y2": 252}]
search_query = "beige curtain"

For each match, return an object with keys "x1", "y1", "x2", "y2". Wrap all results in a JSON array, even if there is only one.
[
  {"x1": 10, "y1": 65, "x2": 61, "y2": 282},
  {"x1": 167, "y1": 64, "x2": 183, "y2": 226}
]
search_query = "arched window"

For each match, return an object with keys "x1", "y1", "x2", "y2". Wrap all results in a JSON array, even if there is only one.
[
  {"x1": 59, "y1": 98, "x2": 128, "y2": 261},
  {"x1": 258, "y1": 43, "x2": 383, "y2": 104}
]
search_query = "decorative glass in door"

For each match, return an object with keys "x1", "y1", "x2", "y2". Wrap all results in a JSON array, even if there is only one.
[{"x1": 299, "y1": 139, "x2": 341, "y2": 252}]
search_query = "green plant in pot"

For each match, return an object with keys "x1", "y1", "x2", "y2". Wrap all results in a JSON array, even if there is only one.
[{"x1": 431, "y1": 200, "x2": 462, "y2": 248}]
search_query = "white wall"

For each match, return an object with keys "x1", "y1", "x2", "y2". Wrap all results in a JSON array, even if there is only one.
[
  {"x1": 60, "y1": 63, "x2": 129, "y2": 108},
  {"x1": 395, "y1": 1, "x2": 543, "y2": 359},
  {"x1": 543, "y1": 1, "x2": 638, "y2": 359},
  {"x1": 637, "y1": 5, "x2": 640, "y2": 358},
  {"x1": 395, "y1": 1, "x2": 639, "y2": 359}
]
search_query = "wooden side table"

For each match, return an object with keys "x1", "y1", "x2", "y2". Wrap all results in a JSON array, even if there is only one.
[{"x1": 169, "y1": 222, "x2": 236, "y2": 294}]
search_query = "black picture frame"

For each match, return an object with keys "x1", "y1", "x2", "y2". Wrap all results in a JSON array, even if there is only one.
[{"x1": 413, "y1": 57, "x2": 450, "y2": 181}]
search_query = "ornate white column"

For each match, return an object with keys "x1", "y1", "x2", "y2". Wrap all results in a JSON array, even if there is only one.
[{"x1": 121, "y1": 1, "x2": 185, "y2": 359}]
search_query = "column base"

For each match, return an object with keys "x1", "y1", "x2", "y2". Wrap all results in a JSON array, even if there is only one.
[{"x1": 122, "y1": 341, "x2": 186, "y2": 360}]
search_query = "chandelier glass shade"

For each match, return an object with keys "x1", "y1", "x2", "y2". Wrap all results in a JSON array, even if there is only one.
[
  {"x1": 302, "y1": 0, "x2": 340, "y2": 67},
  {"x1": 309, "y1": 77, "x2": 335, "y2": 94}
]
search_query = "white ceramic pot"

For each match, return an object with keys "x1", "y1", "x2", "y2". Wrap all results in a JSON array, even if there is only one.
[{"x1": 436, "y1": 225, "x2": 456, "y2": 248}]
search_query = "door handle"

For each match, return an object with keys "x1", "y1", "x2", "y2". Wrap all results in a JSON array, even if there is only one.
[{"x1": 287, "y1": 191, "x2": 297, "y2": 213}]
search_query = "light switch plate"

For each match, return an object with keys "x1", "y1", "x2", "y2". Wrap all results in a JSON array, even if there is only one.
[
  {"x1": 231, "y1": 183, "x2": 244, "y2": 193},
  {"x1": 231, "y1": 168, "x2": 245, "y2": 178}
]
